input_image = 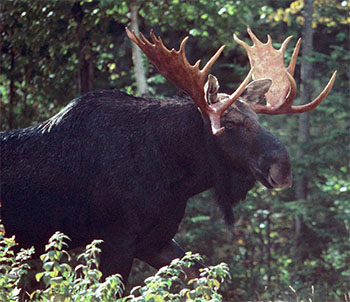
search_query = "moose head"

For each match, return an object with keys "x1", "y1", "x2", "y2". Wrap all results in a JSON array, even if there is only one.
[
  {"x1": 126, "y1": 28, "x2": 336, "y2": 224},
  {"x1": 126, "y1": 28, "x2": 336, "y2": 222}
]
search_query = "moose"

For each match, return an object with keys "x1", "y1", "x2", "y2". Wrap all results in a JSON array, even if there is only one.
[{"x1": 0, "y1": 28, "x2": 336, "y2": 283}]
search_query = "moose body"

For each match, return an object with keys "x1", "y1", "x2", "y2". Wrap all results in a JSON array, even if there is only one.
[{"x1": 1, "y1": 88, "x2": 291, "y2": 281}]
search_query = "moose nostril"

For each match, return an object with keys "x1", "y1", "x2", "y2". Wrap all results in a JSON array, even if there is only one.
[{"x1": 269, "y1": 163, "x2": 293, "y2": 188}]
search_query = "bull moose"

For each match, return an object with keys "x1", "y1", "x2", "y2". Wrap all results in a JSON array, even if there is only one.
[{"x1": 0, "y1": 28, "x2": 336, "y2": 283}]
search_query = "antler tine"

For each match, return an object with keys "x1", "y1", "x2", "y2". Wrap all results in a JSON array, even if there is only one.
[
  {"x1": 149, "y1": 30, "x2": 160, "y2": 43},
  {"x1": 221, "y1": 67, "x2": 254, "y2": 113},
  {"x1": 233, "y1": 34, "x2": 251, "y2": 52},
  {"x1": 202, "y1": 45, "x2": 226, "y2": 75},
  {"x1": 179, "y1": 36, "x2": 189, "y2": 62},
  {"x1": 287, "y1": 38, "x2": 301, "y2": 76},
  {"x1": 288, "y1": 70, "x2": 337, "y2": 113},
  {"x1": 282, "y1": 71, "x2": 297, "y2": 110},
  {"x1": 247, "y1": 27, "x2": 264, "y2": 46},
  {"x1": 266, "y1": 35, "x2": 273, "y2": 45},
  {"x1": 279, "y1": 35, "x2": 293, "y2": 56},
  {"x1": 140, "y1": 31, "x2": 154, "y2": 47},
  {"x1": 128, "y1": 29, "x2": 144, "y2": 46},
  {"x1": 149, "y1": 30, "x2": 177, "y2": 58}
]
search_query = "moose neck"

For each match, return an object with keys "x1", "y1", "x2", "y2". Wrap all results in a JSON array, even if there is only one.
[
  {"x1": 155, "y1": 98, "x2": 255, "y2": 212},
  {"x1": 153, "y1": 99, "x2": 214, "y2": 198}
]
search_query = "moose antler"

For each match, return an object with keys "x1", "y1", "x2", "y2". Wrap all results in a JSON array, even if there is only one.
[
  {"x1": 126, "y1": 28, "x2": 253, "y2": 135},
  {"x1": 234, "y1": 27, "x2": 337, "y2": 114}
]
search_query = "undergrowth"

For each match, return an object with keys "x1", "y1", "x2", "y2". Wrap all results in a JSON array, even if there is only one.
[{"x1": 0, "y1": 231, "x2": 230, "y2": 302}]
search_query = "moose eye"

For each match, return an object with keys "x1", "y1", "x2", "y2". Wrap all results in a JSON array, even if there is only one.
[{"x1": 225, "y1": 121, "x2": 235, "y2": 129}]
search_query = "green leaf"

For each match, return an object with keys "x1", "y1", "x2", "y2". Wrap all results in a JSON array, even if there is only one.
[
  {"x1": 35, "y1": 272, "x2": 45, "y2": 282},
  {"x1": 50, "y1": 276, "x2": 64, "y2": 285}
]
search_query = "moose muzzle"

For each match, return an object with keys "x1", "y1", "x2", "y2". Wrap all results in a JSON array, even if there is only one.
[{"x1": 268, "y1": 162, "x2": 293, "y2": 188}]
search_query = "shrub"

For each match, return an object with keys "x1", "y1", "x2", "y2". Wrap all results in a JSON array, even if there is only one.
[
  {"x1": 0, "y1": 231, "x2": 230, "y2": 302},
  {"x1": 0, "y1": 234, "x2": 34, "y2": 302}
]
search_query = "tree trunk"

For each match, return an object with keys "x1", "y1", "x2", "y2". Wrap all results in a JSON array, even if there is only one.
[
  {"x1": 78, "y1": 40, "x2": 94, "y2": 94},
  {"x1": 294, "y1": 0, "x2": 314, "y2": 248},
  {"x1": 129, "y1": 0, "x2": 149, "y2": 96},
  {"x1": 296, "y1": 0, "x2": 313, "y2": 201},
  {"x1": 72, "y1": 1, "x2": 94, "y2": 95},
  {"x1": 8, "y1": 49, "x2": 15, "y2": 129}
]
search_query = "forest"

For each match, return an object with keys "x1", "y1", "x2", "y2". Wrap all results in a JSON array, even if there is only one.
[{"x1": 0, "y1": 0, "x2": 349, "y2": 301}]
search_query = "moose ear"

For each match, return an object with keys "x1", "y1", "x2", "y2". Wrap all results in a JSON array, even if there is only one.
[
  {"x1": 204, "y1": 74, "x2": 220, "y2": 105},
  {"x1": 240, "y1": 79, "x2": 272, "y2": 104}
]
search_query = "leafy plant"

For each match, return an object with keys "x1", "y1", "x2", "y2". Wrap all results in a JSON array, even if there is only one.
[
  {"x1": 0, "y1": 231, "x2": 230, "y2": 301},
  {"x1": 31, "y1": 231, "x2": 125, "y2": 301},
  {"x1": 0, "y1": 234, "x2": 34, "y2": 302},
  {"x1": 128, "y1": 253, "x2": 230, "y2": 301}
]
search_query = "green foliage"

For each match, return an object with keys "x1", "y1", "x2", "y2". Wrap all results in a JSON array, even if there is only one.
[
  {"x1": 128, "y1": 253, "x2": 230, "y2": 302},
  {"x1": 0, "y1": 232, "x2": 230, "y2": 301},
  {"x1": 30, "y1": 232, "x2": 125, "y2": 301},
  {"x1": 0, "y1": 234, "x2": 34, "y2": 302},
  {"x1": 174, "y1": 185, "x2": 350, "y2": 300}
]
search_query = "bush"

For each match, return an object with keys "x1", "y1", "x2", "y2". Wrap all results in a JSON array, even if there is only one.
[
  {"x1": 0, "y1": 234, "x2": 34, "y2": 302},
  {"x1": 0, "y1": 231, "x2": 230, "y2": 302}
]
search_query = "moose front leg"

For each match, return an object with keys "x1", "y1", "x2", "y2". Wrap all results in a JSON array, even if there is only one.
[
  {"x1": 100, "y1": 242, "x2": 135, "y2": 284},
  {"x1": 135, "y1": 239, "x2": 205, "y2": 279}
]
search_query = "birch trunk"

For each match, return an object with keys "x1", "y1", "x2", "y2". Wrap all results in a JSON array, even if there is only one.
[
  {"x1": 129, "y1": 0, "x2": 149, "y2": 96},
  {"x1": 294, "y1": 0, "x2": 314, "y2": 247}
]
